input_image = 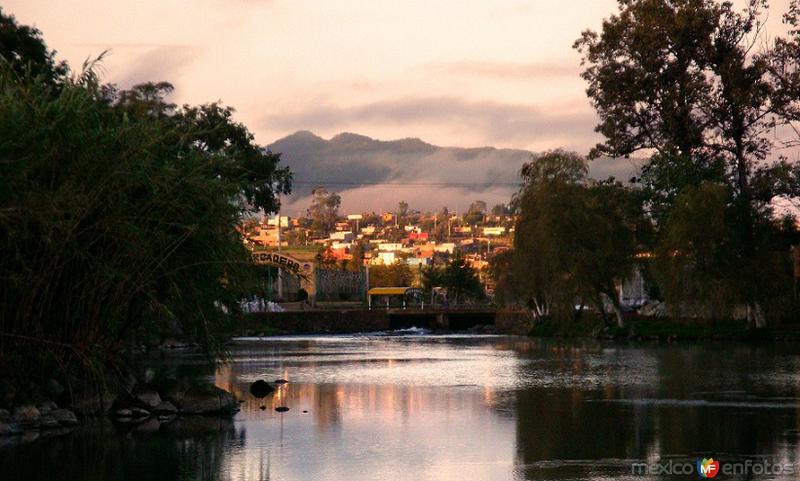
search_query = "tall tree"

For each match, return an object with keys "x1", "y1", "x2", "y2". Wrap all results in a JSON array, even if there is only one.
[
  {"x1": 0, "y1": 12, "x2": 293, "y2": 388},
  {"x1": 308, "y1": 187, "x2": 341, "y2": 236},
  {"x1": 464, "y1": 200, "x2": 487, "y2": 225},
  {"x1": 575, "y1": 0, "x2": 788, "y2": 326},
  {"x1": 508, "y1": 151, "x2": 642, "y2": 327},
  {"x1": 574, "y1": 0, "x2": 773, "y2": 218},
  {"x1": 0, "y1": 8, "x2": 67, "y2": 86}
]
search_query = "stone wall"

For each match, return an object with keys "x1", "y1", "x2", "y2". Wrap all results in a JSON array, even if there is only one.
[
  {"x1": 315, "y1": 268, "x2": 366, "y2": 301},
  {"x1": 239, "y1": 310, "x2": 389, "y2": 335}
]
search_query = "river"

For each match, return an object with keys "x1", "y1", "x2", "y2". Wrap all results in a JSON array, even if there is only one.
[{"x1": 2, "y1": 333, "x2": 800, "y2": 480}]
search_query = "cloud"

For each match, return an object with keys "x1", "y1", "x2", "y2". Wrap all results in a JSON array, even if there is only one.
[
  {"x1": 263, "y1": 96, "x2": 600, "y2": 149},
  {"x1": 282, "y1": 184, "x2": 515, "y2": 216},
  {"x1": 269, "y1": 130, "x2": 637, "y2": 214},
  {"x1": 109, "y1": 44, "x2": 199, "y2": 89},
  {"x1": 426, "y1": 60, "x2": 581, "y2": 80}
]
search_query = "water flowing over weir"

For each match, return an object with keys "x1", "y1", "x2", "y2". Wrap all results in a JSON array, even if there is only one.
[{"x1": 238, "y1": 308, "x2": 502, "y2": 335}]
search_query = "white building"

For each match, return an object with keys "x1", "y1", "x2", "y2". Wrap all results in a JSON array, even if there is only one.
[
  {"x1": 483, "y1": 226, "x2": 506, "y2": 236},
  {"x1": 330, "y1": 231, "x2": 354, "y2": 242}
]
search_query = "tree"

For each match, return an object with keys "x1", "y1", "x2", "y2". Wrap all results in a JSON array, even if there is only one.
[
  {"x1": 308, "y1": 187, "x2": 341, "y2": 236},
  {"x1": 422, "y1": 256, "x2": 486, "y2": 304},
  {"x1": 506, "y1": 151, "x2": 642, "y2": 327},
  {"x1": 575, "y1": 0, "x2": 794, "y2": 327},
  {"x1": 345, "y1": 241, "x2": 367, "y2": 272},
  {"x1": 574, "y1": 0, "x2": 776, "y2": 213},
  {"x1": 654, "y1": 183, "x2": 739, "y2": 318},
  {"x1": 0, "y1": 15, "x2": 292, "y2": 389},
  {"x1": 398, "y1": 201, "x2": 409, "y2": 220},
  {"x1": 442, "y1": 256, "x2": 486, "y2": 304},
  {"x1": 369, "y1": 264, "x2": 413, "y2": 287},
  {"x1": 490, "y1": 203, "x2": 510, "y2": 216},
  {"x1": 464, "y1": 200, "x2": 487, "y2": 225},
  {"x1": 0, "y1": 8, "x2": 68, "y2": 86}
]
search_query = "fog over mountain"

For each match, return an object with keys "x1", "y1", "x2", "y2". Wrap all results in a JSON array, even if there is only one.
[{"x1": 269, "y1": 131, "x2": 641, "y2": 215}]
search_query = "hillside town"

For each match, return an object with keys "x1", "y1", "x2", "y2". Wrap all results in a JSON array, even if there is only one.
[
  {"x1": 239, "y1": 195, "x2": 515, "y2": 302},
  {"x1": 243, "y1": 201, "x2": 512, "y2": 266}
]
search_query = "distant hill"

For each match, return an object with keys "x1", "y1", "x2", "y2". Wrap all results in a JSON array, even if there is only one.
[{"x1": 268, "y1": 131, "x2": 641, "y2": 213}]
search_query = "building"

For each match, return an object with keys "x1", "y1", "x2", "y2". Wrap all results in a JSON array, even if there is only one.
[
  {"x1": 482, "y1": 226, "x2": 506, "y2": 236},
  {"x1": 330, "y1": 231, "x2": 354, "y2": 242},
  {"x1": 374, "y1": 251, "x2": 396, "y2": 265}
]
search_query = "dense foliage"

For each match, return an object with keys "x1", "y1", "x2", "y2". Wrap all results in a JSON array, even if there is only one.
[
  {"x1": 500, "y1": 151, "x2": 646, "y2": 326},
  {"x1": 495, "y1": 0, "x2": 800, "y2": 328},
  {"x1": 0, "y1": 10, "x2": 291, "y2": 388},
  {"x1": 422, "y1": 257, "x2": 486, "y2": 304}
]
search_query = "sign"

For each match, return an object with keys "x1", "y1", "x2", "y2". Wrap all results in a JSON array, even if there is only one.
[{"x1": 251, "y1": 251, "x2": 311, "y2": 280}]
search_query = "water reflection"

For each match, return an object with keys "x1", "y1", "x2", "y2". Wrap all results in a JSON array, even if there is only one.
[{"x1": 3, "y1": 337, "x2": 800, "y2": 480}]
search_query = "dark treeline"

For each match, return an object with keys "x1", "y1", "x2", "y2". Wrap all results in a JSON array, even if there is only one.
[
  {"x1": 0, "y1": 9, "x2": 291, "y2": 391},
  {"x1": 495, "y1": 0, "x2": 800, "y2": 329}
]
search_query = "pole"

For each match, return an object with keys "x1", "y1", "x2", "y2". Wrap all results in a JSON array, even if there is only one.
[
  {"x1": 366, "y1": 260, "x2": 371, "y2": 310},
  {"x1": 277, "y1": 214, "x2": 283, "y2": 301}
]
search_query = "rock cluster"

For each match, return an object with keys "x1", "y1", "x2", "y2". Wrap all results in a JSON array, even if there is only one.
[
  {"x1": 0, "y1": 378, "x2": 239, "y2": 438},
  {"x1": 0, "y1": 403, "x2": 79, "y2": 436}
]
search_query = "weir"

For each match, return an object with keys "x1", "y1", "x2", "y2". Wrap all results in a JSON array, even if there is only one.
[{"x1": 238, "y1": 308, "x2": 498, "y2": 335}]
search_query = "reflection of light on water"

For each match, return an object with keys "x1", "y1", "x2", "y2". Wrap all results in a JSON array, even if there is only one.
[
  {"x1": 215, "y1": 363, "x2": 238, "y2": 396},
  {"x1": 216, "y1": 375, "x2": 517, "y2": 481}
]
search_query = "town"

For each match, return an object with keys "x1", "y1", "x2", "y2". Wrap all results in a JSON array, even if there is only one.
[{"x1": 239, "y1": 194, "x2": 513, "y2": 304}]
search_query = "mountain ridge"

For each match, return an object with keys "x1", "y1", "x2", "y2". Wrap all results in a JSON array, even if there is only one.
[{"x1": 268, "y1": 131, "x2": 639, "y2": 211}]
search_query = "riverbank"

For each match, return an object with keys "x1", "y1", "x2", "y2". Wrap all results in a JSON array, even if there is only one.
[
  {"x1": 0, "y1": 374, "x2": 241, "y2": 439},
  {"x1": 529, "y1": 314, "x2": 800, "y2": 341},
  {"x1": 234, "y1": 309, "x2": 800, "y2": 341}
]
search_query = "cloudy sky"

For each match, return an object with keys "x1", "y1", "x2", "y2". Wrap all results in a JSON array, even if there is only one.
[
  {"x1": 5, "y1": 0, "x2": 795, "y2": 213},
  {"x1": 6, "y1": 0, "x2": 790, "y2": 152}
]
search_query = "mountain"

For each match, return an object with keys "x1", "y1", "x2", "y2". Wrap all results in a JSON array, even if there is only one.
[{"x1": 268, "y1": 131, "x2": 640, "y2": 213}]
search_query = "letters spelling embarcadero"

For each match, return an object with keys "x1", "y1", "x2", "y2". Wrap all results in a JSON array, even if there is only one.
[{"x1": 251, "y1": 252, "x2": 302, "y2": 274}]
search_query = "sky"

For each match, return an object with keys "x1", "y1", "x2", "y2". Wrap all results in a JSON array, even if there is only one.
[
  {"x1": 6, "y1": 0, "x2": 789, "y2": 151},
  {"x1": 4, "y1": 0, "x2": 796, "y2": 213}
]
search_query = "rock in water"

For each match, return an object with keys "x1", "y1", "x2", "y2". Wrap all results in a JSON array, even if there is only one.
[
  {"x1": 131, "y1": 407, "x2": 150, "y2": 417},
  {"x1": 274, "y1": 379, "x2": 289, "y2": 384},
  {"x1": 249, "y1": 380, "x2": 275, "y2": 398},
  {"x1": 153, "y1": 401, "x2": 178, "y2": 415},
  {"x1": 275, "y1": 406, "x2": 289, "y2": 413},
  {"x1": 0, "y1": 422, "x2": 22, "y2": 436},
  {"x1": 37, "y1": 400, "x2": 58, "y2": 415},
  {"x1": 13, "y1": 405, "x2": 41, "y2": 427},
  {"x1": 39, "y1": 416, "x2": 59, "y2": 429},
  {"x1": 50, "y1": 409, "x2": 78, "y2": 426},
  {"x1": 179, "y1": 387, "x2": 238, "y2": 415},
  {"x1": 135, "y1": 390, "x2": 162, "y2": 409}
]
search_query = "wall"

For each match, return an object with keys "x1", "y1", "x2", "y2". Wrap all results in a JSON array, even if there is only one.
[
  {"x1": 239, "y1": 310, "x2": 389, "y2": 335},
  {"x1": 315, "y1": 268, "x2": 366, "y2": 301}
]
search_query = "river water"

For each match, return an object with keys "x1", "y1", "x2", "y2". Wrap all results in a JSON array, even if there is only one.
[{"x1": 3, "y1": 333, "x2": 800, "y2": 480}]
